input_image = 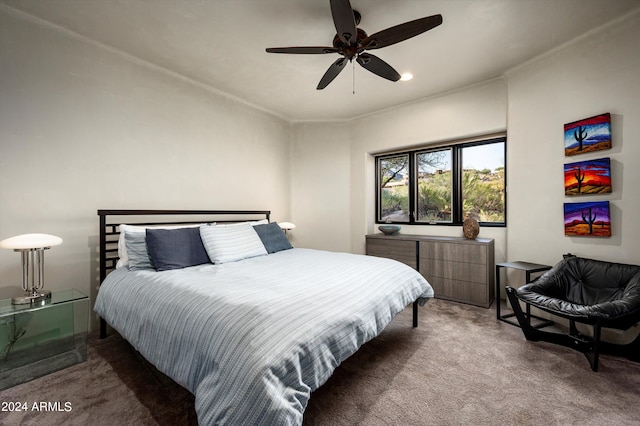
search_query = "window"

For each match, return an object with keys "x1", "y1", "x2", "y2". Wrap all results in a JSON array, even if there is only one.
[
  {"x1": 461, "y1": 142, "x2": 505, "y2": 223},
  {"x1": 379, "y1": 154, "x2": 410, "y2": 222},
  {"x1": 416, "y1": 148, "x2": 452, "y2": 223},
  {"x1": 376, "y1": 137, "x2": 506, "y2": 226}
]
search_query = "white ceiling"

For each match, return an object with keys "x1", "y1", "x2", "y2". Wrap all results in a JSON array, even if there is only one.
[{"x1": 2, "y1": 0, "x2": 638, "y2": 122}]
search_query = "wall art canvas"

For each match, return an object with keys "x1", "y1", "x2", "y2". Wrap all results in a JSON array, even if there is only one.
[
  {"x1": 564, "y1": 157, "x2": 611, "y2": 196},
  {"x1": 564, "y1": 113, "x2": 611, "y2": 156},
  {"x1": 564, "y1": 201, "x2": 611, "y2": 237}
]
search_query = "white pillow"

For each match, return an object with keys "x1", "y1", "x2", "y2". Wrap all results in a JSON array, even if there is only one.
[
  {"x1": 116, "y1": 223, "x2": 204, "y2": 268},
  {"x1": 214, "y1": 219, "x2": 268, "y2": 227},
  {"x1": 199, "y1": 223, "x2": 267, "y2": 264}
]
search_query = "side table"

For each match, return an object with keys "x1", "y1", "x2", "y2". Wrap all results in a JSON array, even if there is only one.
[
  {"x1": 0, "y1": 287, "x2": 89, "y2": 390},
  {"x1": 495, "y1": 261, "x2": 553, "y2": 328}
]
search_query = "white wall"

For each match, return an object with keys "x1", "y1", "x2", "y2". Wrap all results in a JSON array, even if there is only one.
[
  {"x1": 290, "y1": 122, "x2": 351, "y2": 251},
  {"x1": 0, "y1": 7, "x2": 291, "y2": 327},
  {"x1": 506, "y1": 9, "x2": 640, "y2": 267}
]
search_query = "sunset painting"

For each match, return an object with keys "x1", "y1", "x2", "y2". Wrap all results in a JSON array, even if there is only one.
[
  {"x1": 564, "y1": 201, "x2": 611, "y2": 237},
  {"x1": 564, "y1": 113, "x2": 611, "y2": 156},
  {"x1": 564, "y1": 158, "x2": 611, "y2": 196}
]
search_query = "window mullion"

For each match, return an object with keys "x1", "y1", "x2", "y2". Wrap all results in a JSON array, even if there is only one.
[
  {"x1": 409, "y1": 152, "x2": 416, "y2": 223},
  {"x1": 453, "y1": 147, "x2": 463, "y2": 224}
]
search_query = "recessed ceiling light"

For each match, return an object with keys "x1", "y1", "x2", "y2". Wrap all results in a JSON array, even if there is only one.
[{"x1": 400, "y1": 73, "x2": 414, "y2": 81}]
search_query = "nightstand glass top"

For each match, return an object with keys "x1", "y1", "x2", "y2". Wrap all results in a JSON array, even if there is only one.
[{"x1": 0, "y1": 288, "x2": 88, "y2": 317}]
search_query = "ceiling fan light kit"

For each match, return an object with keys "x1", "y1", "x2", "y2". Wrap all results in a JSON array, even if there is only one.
[{"x1": 266, "y1": 0, "x2": 442, "y2": 90}]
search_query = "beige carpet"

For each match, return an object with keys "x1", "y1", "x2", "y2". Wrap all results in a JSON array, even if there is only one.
[{"x1": 2, "y1": 298, "x2": 639, "y2": 425}]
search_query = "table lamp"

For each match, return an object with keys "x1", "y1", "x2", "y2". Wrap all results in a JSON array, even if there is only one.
[{"x1": 0, "y1": 233, "x2": 63, "y2": 305}]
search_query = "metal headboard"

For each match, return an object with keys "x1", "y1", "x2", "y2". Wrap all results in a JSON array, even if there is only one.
[{"x1": 97, "y1": 209, "x2": 271, "y2": 337}]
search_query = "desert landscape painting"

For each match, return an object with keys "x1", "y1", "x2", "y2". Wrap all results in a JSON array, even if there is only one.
[
  {"x1": 564, "y1": 201, "x2": 611, "y2": 237},
  {"x1": 564, "y1": 157, "x2": 611, "y2": 195},
  {"x1": 564, "y1": 113, "x2": 611, "y2": 156}
]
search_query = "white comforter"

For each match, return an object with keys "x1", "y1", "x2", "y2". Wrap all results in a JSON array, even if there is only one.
[{"x1": 94, "y1": 248, "x2": 433, "y2": 425}]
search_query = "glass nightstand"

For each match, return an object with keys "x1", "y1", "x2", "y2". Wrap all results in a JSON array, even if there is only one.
[{"x1": 0, "y1": 287, "x2": 89, "y2": 390}]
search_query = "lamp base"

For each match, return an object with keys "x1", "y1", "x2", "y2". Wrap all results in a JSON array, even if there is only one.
[{"x1": 11, "y1": 290, "x2": 52, "y2": 305}]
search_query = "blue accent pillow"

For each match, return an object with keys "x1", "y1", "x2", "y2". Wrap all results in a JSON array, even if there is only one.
[
  {"x1": 253, "y1": 222, "x2": 293, "y2": 254},
  {"x1": 145, "y1": 227, "x2": 210, "y2": 271}
]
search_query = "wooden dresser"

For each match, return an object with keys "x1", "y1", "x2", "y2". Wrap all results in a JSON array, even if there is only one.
[{"x1": 366, "y1": 234, "x2": 495, "y2": 308}]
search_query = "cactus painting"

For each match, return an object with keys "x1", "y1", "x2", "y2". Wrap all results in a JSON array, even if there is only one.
[
  {"x1": 564, "y1": 113, "x2": 611, "y2": 156},
  {"x1": 564, "y1": 158, "x2": 611, "y2": 195},
  {"x1": 564, "y1": 201, "x2": 610, "y2": 237}
]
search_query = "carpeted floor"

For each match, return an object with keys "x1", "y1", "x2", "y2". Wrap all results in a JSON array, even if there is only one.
[{"x1": 2, "y1": 298, "x2": 639, "y2": 425}]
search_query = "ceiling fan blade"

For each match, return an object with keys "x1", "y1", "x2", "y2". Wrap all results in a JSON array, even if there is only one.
[
  {"x1": 317, "y1": 57, "x2": 348, "y2": 90},
  {"x1": 330, "y1": 0, "x2": 357, "y2": 45},
  {"x1": 266, "y1": 46, "x2": 339, "y2": 54},
  {"x1": 356, "y1": 53, "x2": 401, "y2": 82},
  {"x1": 362, "y1": 14, "x2": 443, "y2": 50}
]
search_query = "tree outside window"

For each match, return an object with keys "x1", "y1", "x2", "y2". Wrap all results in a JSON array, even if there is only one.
[
  {"x1": 378, "y1": 154, "x2": 409, "y2": 222},
  {"x1": 416, "y1": 149, "x2": 452, "y2": 223}
]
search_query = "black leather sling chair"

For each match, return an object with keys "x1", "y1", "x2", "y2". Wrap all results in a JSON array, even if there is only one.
[{"x1": 505, "y1": 256, "x2": 640, "y2": 371}]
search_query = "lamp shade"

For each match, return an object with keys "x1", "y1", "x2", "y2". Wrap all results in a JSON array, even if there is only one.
[
  {"x1": 278, "y1": 222, "x2": 296, "y2": 231},
  {"x1": 0, "y1": 233, "x2": 63, "y2": 250}
]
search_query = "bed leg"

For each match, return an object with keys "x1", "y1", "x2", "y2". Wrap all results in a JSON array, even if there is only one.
[
  {"x1": 100, "y1": 318, "x2": 107, "y2": 339},
  {"x1": 413, "y1": 301, "x2": 419, "y2": 327}
]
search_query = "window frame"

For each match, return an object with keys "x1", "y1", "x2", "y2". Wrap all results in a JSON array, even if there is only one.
[{"x1": 375, "y1": 136, "x2": 506, "y2": 227}]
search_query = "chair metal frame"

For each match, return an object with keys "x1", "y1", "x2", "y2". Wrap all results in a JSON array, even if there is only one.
[{"x1": 506, "y1": 286, "x2": 640, "y2": 371}]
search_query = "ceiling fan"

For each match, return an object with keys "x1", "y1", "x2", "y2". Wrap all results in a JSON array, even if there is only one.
[{"x1": 265, "y1": 0, "x2": 443, "y2": 90}]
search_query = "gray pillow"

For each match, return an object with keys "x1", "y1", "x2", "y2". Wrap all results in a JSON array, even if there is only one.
[
  {"x1": 124, "y1": 231, "x2": 154, "y2": 270},
  {"x1": 253, "y1": 222, "x2": 293, "y2": 254},
  {"x1": 145, "y1": 227, "x2": 210, "y2": 271}
]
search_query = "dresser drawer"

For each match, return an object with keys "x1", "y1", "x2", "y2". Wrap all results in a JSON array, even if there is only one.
[
  {"x1": 366, "y1": 239, "x2": 417, "y2": 268},
  {"x1": 419, "y1": 258, "x2": 487, "y2": 284},
  {"x1": 419, "y1": 241, "x2": 487, "y2": 264},
  {"x1": 423, "y1": 275, "x2": 491, "y2": 307}
]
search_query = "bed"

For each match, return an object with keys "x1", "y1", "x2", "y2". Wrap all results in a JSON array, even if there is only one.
[{"x1": 94, "y1": 209, "x2": 433, "y2": 425}]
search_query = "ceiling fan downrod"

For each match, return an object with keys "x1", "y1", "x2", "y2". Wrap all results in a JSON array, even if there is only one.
[{"x1": 352, "y1": 56, "x2": 356, "y2": 94}]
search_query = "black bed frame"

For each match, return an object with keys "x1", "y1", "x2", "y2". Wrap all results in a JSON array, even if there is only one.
[{"x1": 97, "y1": 209, "x2": 426, "y2": 339}]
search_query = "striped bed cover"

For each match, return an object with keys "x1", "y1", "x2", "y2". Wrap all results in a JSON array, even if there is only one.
[{"x1": 94, "y1": 248, "x2": 433, "y2": 425}]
